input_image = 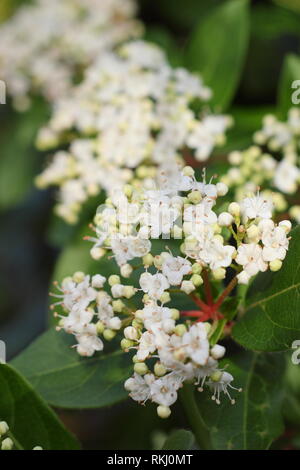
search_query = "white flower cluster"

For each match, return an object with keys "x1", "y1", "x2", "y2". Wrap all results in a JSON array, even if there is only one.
[
  {"x1": 51, "y1": 167, "x2": 291, "y2": 417},
  {"x1": 222, "y1": 108, "x2": 300, "y2": 222},
  {"x1": 0, "y1": 421, "x2": 42, "y2": 450},
  {"x1": 35, "y1": 40, "x2": 232, "y2": 223},
  {"x1": 52, "y1": 272, "x2": 124, "y2": 356},
  {"x1": 0, "y1": 0, "x2": 141, "y2": 109},
  {"x1": 87, "y1": 166, "x2": 291, "y2": 285}
]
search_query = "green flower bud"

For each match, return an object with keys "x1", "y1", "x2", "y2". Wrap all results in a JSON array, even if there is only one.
[
  {"x1": 134, "y1": 362, "x2": 148, "y2": 375},
  {"x1": 103, "y1": 329, "x2": 117, "y2": 341},
  {"x1": 108, "y1": 275, "x2": 121, "y2": 286},
  {"x1": 174, "y1": 324, "x2": 187, "y2": 336},
  {"x1": 192, "y1": 263, "x2": 202, "y2": 274},
  {"x1": 154, "y1": 362, "x2": 167, "y2": 377},
  {"x1": 157, "y1": 406, "x2": 171, "y2": 419},
  {"x1": 191, "y1": 274, "x2": 203, "y2": 287}
]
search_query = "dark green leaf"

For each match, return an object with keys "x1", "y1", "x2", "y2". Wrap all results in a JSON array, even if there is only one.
[
  {"x1": 233, "y1": 225, "x2": 300, "y2": 352},
  {"x1": 278, "y1": 54, "x2": 300, "y2": 118},
  {"x1": 162, "y1": 429, "x2": 195, "y2": 450},
  {"x1": 185, "y1": 0, "x2": 250, "y2": 110},
  {"x1": 12, "y1": 329, "x2": 132, "y2": 409},
  {"x1": 197, "y1": 352, "x2": 285, "y2": 449},
  {"x1": 0, "y1": 364, "x2": 79, "y2": 449}
]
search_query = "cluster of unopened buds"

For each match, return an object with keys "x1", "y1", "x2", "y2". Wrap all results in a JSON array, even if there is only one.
[
  {"x1": 0, "y1": 0, "x2": 141, "y2": 109},
  {"x1": 52, "y1": 166, "x2": 291, "y2": 417},
  {"x1": 222, "y1": 108, "x2": 300, "y2": 223},
  {"x1": 35, "y1": 39, "x2": 232, "y2": 223},
  {"x1": 0, "y1": 421, "x2": 42, "y2": 450}
]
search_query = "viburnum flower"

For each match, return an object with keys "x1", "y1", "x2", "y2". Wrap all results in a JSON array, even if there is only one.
[
  {"x1": 0, "y1": 0, "x2": 141, "y2": 109},
  {"x1": 35, "y1": 40, "x2": 232, "y2": 223},
  {"x1": 51, "y1": 166, "x2": 292, "y2": 418},
  {"x1": 222, "y1": 108, "x2": 300, "y2": 223}
]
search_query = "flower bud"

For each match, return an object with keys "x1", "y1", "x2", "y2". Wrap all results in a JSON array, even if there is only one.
[
  {"x1": 134, "y1": 362, "x2": 148, "y2": 375},
  {"x1": 228, "y1": 202, "x2": 240, "y2": 217},
  {"x1": 212, "y1": 268, "x2": 226, "y2": 280},
  {"x1": 191, "y1": 274, "x2": 203, "y2": 287},
  {"x1": 1, "y1": 438, "x2": 13, "y2": 450},
  {"x1": 216, "y1": 182, "x2": 228, "y2": 196},
  {"x1": 182, "y1": 166, "x2": 195, "y2": 177},
  {"x1": 96, "y1": 321, "x2": 105, "y2": 335},
  {"x1": 111, "y1": 284, "x2": 124, "y2": 298},
  {"x1": 73, "y1": 271, "x2": 85, "y2": 283},
  {"x1": 90, "y1": 246, "x2": 105, "y2": 260},
  {"x1": 174, "y1": 324, "x2": 187, "y2": 336},
  {"x1": 170, "y1": 309, "x2": 180, "y2": 320},
  {"x1": 246, "y1": 224, "x2": 260, "y2": 240},
  {"x1": 120, "y1": 264, "x2": 133, "y2": 278},
  {"x1": 123, "y1": 184, "x2": 133, "y2": 198},
  {"x1": 121, "y1": 338, "x2": 134, "y2": 350},
  {"x1": 109, "y1": 317, "x2": 122, "y2": 330},
  {"x1": 154, "y1": 362, "x2": 167, "y2": 377},
  {"x1": 279, "y1": 220, "x2": 292, "y2": 233},
  {"x1": 134, "y1": 310, "x2": 144, "y2": 320},
  {"x1": 188, "y1": 190, "x2": 202, "y2": 204},
  {"x1": 124, "y1": 326, "x2": 139, "y2": 341},
  {"x1": 123, "y1": 286, "x2": 136, "y2": 299},
  {"x1": 0, "y1": 422, "x2": 9, "y2": 437},
  {"x1": 160, "y1": 292, "x2": 171, "y2": 304},
  {"x1": 33, "y1": 446, "x2": 43, "y2": 450},
  {"x1": 112, "y1": 299, "x2": 125, "y2": 313},
  {"x1": 142, "y1": 253, "x2": 154, "y2": 267},
  {"x1": 269, "y1": 259, "x2": 282, "y2": 272},
  {"x1": 211, "y1": 344, "x2": 226, "y2": 360},
  {"x1": 108, "y1": 275, "x2": 121, "y2": 286},
  {"x1": 218, "y1": 212, "x2": 233, "y2": 227},
  {"x1": 192, "y1": 263, "x2": 202, "y2": 274},
  {"x1": 157, "y1": 405, "x2": 171, "y2": 419},
  {"x1": 103, "y1": 329, "x2": 116, "y2": 341}
]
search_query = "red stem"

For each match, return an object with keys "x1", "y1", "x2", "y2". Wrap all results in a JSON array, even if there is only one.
[
  {"x1": 189, "y1": 294, "x2": 211, "y2": 313},
  {"x1": 214, "y1": 276, "x2": 238, "y2": 310},
  {"x1": 203, "y1": 269, "x2": 213, "y2": 306}
]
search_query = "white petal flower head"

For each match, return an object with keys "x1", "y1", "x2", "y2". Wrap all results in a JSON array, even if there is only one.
[
  {"x1": 262, "y1": 226, "x2": 289, "y2": 262},
  {"x1": 236, "y1": 243, "x2": 268, "y2": 277},
  {"x1": 124, "y1": 373, "x2": 155, "y2": 403},
  {"x1": 208, "y1": 371, "x2": 241, "y2": 405},
  {"x1": 91, "y1": 274, "x2": 106, "y2": 288},
  {"x1": 241, "y1": 195, "x2": 273, "y2": 220},
  {"x1": 137, "y1": 331, "x2": 157, "y2": 361},
  {"x1": 150, "y1": 374, "x2": 180, "y2": 407},
  {"x1": 139, "y1": 272, "x2": 170, "y2": 299},
  {"x1": 182, "y1": 323, "x2": 210, "y2": 366},
  {"x1": 162, "y1": 254, "x2": 192, "y2": 286}
]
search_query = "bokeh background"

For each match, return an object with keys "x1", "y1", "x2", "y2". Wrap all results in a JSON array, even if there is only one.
[{"x1": 1, "y1": 0, "x2": 300, "y2": 449}]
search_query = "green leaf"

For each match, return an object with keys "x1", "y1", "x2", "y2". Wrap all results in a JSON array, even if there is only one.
[
  {"x1": 278, "y1": 54, "x2": 300, "y2": 118},
  {"x1": 162, "y1": 429, "x2": 195, "y2": 450},
  {"x1": 185, "y1": 0, "x2": 250, "y2": 110},
  {"x1": 0, "y1": 364, "x2": 79, "y2": 449},
  {"x1": 197, "y1": 352, "x2": 285, "y2": 449},
  {"x1": 0, "y1": 100, "x2": 49, "y2": 209},
  {"x1": 232, "y1": 225, "x2": 300, "y2": 352},
  {"x1": 12, "y1": 329, "x2": 132, "y2": 409}
]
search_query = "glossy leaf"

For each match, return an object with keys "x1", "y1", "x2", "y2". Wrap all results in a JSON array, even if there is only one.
[
  {"x1": 185, "y1": 0, "x2": 250, "y2": 110},
  {"x1": 197, "y1": 352, "x2": 285, "y2": 449},
  {"x1": 0, "y1": 364, "x2": 79, "y2": 449},
  {"x1": 12, "y1": 329, "x2": 132, "y2": 409}
]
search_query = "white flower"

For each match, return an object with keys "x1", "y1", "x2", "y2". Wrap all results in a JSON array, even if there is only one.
[
  {"x1": 207, "y1": 371, "x2": 241, "y2": 405},
  {"x1": 92, "y1": 274, "x2": 106, "y2": 288},
  {"x1": 180, "y1": 280, "x2": 196, "y2": 294},
  {"x1": 240, "y1": 195, "x2": 273, "y2": 220},
  {"x1": 150, "y1": 374, "x2": 180, "y2": 407},
  {"x1": 273, "y1": 159, "x2": 300, "y2": 194},
  {"x1": 236, "y1": 243, "x2": 268, "y2": 277},
  {"x1": 137, "y1": 331, "x2": 156, "y2": 361},
  {"x1": 124, "y1": 373, "x2": 155, "y2": 403},
  {"x1": 200, "y1": 239, "x2": 235, "y2": 270},
  {"x1": 75, "y1": 324, "x2": 104, "y2": 357},
  {"x1": 262, "y1": 226, "x2": 289, "y2": 262},
  {"x1": 162, "y1": 254, "x2": 192, "y2": 285},
  {"x1": 182, "y1": 323, "x2": 209, "y2": 366},
  {"x1": 139, "y1": 272, "x2": 170, "y2": 299}
]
